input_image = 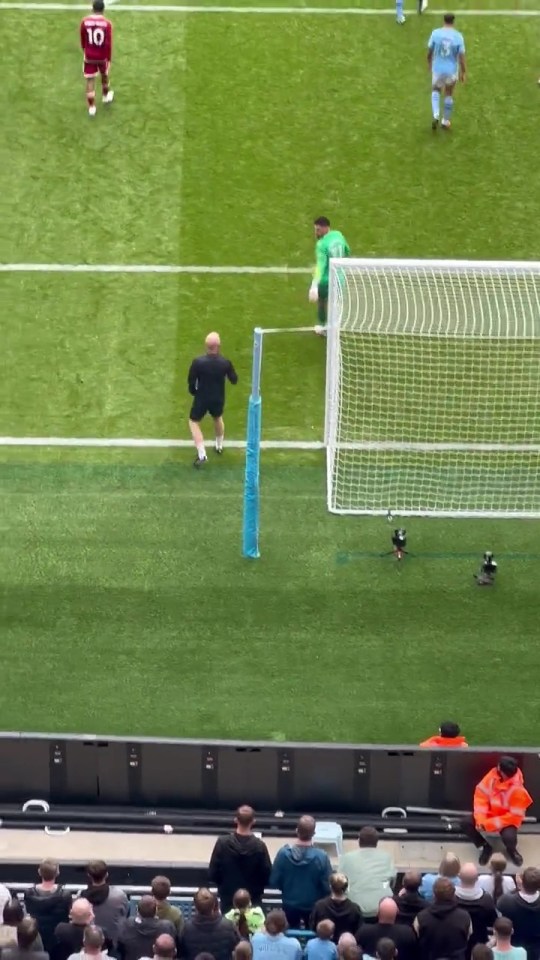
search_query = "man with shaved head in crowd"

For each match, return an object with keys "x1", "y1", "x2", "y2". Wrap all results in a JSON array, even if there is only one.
[
  {"x1": 357, "y1": 898, "x2": 418, "y2": 960},
  {"x1": 208, "y1": 805, "x2": 272, "y2": 913}
]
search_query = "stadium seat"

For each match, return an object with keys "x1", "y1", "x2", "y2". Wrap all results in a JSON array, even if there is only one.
[{"x1": 313, "y1": 820, "x2": 343, "y2": 857}]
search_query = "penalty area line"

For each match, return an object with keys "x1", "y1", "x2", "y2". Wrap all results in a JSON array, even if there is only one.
[
  {"x1": 0, "y1": 437, "x2": 325, "y2": 449},
  {"x1": 0, "y1": 3, "x2": 538, "y2": 13},
  {"x1": 0, "y1": 263, "x2": 310, "y2": 274}
]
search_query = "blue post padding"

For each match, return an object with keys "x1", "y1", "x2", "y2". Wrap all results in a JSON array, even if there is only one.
[{"x1": 242, "y1": 395, "x2": 262, "y2": 558}]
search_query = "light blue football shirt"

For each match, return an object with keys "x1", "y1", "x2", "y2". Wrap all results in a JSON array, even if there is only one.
[{"x1": 428, "y1": 26, "x2": 465, "y2": 76}]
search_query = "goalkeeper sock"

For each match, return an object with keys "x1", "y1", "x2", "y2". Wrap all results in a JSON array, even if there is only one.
[
  {"x1": 196, "y1": 443, "x2": 207, "y2": 460},
  {"x1": 444, "y1": 96, "x2": 454, "y2": 120},
  {"x1": 396, "y1": 0, "x2": 404, "y2": 17},
  {"x1": 431, "y1": 91, "x2": 440, "y2": 119},
  {"x1": 215, "y1": 436, "x2": 223, "y2": 451}
]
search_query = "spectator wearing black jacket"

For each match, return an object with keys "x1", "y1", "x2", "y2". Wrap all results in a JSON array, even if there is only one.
[
  {"x1": 118, "y1": 897, "x2": 176, "y2": 960},
  {"x1": 311, "y1": 874, "x2": 363, "y2": 942},
  {"x1": 395, "y1": 873, "x2": 426, "y2": 927},
  {"x1": 53, "y1": 899, "x2": 95, "y2": 960},
  {"x1": 498, "y1": 868, "x2": 540, "y2": 960},
  {"x1": 455, "y1": 863, "x2": 497, "y2": 956},
  {"x1": 178, "y1": 889, "x2": 239, "y2": 960},
  {"x1": 208, "y1": 806, "x2": 272, "y2": 913},
  {"x1": 414, "y1": 878, "x2": 471, "y2": 960},
  {"x1": 25, "y1": 860, "x2": 72, "y2": 955},
  {"x1": 357, "y1": 899, "x2": 417, "y2": 960}
]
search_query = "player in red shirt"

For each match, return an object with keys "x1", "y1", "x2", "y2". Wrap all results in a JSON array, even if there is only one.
[{"x1": 80, "y1": 0, "x2": 114, "y2": 117}]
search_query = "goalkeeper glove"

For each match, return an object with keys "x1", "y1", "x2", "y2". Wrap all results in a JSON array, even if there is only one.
[{"x1": 308, "y1": 281, "x2": 318, "y2": 303}]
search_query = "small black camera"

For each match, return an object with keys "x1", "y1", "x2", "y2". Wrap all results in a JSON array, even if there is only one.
[
  {"x1": 392, "y1": 528, "x2": 407, "y2": 551},
  {"x1": 474, "y1": 551, "x2": 497, "y2": 586}
]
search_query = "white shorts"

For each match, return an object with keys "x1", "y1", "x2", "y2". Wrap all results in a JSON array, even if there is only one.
[{"x1": 432, "y1": 71, "x2": 457, "y2": 89}]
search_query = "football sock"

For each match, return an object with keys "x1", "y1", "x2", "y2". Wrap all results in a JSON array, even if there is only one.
[
  {"x1": 431, "y1": 91, "x2": 440, "y2": 118},
  {"x1": 102, "y1": 80, "x2": 109, "y2": 97},
  {"x1": 396, "y1": 0, "x2": 404, "y2": 16},
  {"x1": 196, "y1": 443, "x2": 207, "y2": 460},
  {"x1": 87, "y1": 91, "x2": 96, "y2": 109},
  {"x1": 215, "y1": 436, "x2": 223, "y2": 451},
  {"x1": 444, "y1": 96, "x2": 454, "y2": 121}
]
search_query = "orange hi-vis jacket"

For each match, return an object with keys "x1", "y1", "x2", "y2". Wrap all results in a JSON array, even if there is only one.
[
  {"x1": 474, "y1": 767, "x2": 533, "y2": 833},
  {"x1": 420, "y1": 735, "x2": 468, "y2": 748}
]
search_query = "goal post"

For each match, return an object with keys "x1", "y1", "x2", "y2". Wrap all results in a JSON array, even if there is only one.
[{"x1": 326, "y1": 258, "x2": 540, "y2": 518}]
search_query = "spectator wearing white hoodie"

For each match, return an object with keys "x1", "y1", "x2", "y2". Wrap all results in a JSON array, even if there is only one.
[{"x1": 66, "y1": 926, "x2": 110, "y2": 960}]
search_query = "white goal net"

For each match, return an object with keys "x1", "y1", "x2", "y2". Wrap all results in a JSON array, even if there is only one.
[{"x1": 325, "y1": 259, "x2": 540, "y2": 518}]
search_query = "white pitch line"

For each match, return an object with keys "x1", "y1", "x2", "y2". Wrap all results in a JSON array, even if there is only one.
[
  {"x1": 0, "y1": 2, "x2": 538, "y2": 12},
  {"x1": 0, "y1": 263, "x2": 310, "y2": 274},
  {"x1": 0, "y1": 437, "x2": 324, "y2": 449}
]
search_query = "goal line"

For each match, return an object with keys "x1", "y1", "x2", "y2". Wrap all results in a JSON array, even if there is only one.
[{"x1": 0, "y1": 437, "x2": 324, "y2": 449}]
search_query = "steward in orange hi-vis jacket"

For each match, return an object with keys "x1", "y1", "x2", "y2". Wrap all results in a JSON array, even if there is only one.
[
  {"x1": 420, "y1": 720, "x2": 468, "y2": 748},
  {"x1": 473, "y1": 756, "x2": 532, "y2": 868}
]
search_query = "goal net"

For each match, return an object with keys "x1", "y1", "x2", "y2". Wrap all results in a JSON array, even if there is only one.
[{"x1": 325, "y1": 259, "x2": 540, "y2": 518}]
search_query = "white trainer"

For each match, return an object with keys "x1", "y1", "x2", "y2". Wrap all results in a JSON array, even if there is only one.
[
  {"x1": 88, "y1": 105, "x2": 97, "y2": 117},
  {"x1": 397, "y1": 14, "x2": 406, "y2": 22},
  {"x1": 103, "y1": 90, "x2": 114, "y2": 104}
]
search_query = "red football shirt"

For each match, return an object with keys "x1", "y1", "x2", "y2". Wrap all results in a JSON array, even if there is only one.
[{"x1": 80, "y1": 14, "x2": 112, "y2": 62}]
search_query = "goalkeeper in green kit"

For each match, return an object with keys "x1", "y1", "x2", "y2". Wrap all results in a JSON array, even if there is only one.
[{"x1": 309, "y1": 216, "x2": 350, "y2": 335}]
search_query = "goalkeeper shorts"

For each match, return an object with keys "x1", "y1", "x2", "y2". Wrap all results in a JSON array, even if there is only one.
[{"x1": 190, "y1": 397, "x2": 224, "y2": 422}]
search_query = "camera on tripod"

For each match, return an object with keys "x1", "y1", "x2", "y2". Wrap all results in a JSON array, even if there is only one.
[
  {"x1": 392, "y1": 528, "x2": 407, "y2": 559},
  {"x1": 474, "y1": 551, "x2": 497, "y2": 586}
]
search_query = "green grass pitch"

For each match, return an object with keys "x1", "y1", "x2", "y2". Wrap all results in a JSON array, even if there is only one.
[{"x1": 1, "y1": 0, "x2": 540, "y2": 745}]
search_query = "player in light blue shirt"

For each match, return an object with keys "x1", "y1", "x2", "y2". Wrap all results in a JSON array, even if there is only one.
[{"x1": 427, "y1": 13, "x2": 466, "y2": 130}]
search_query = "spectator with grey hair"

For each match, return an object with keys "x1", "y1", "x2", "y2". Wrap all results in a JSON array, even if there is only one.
[
  {"x1": 66, "y1": 925, "x2": 110, "y2": 960},
  {"x1": 311, "y1": 874, "x2": 363, "y2": 942},
  {"x1": 1, "y1": 917, "x2": 49, "y2": 960},
  {"x1": 25, "y1": 860, "x2": 72, "y2": 954},
  {"x1": 53, "y1": 900, "x2": 95, "y2": 960}
]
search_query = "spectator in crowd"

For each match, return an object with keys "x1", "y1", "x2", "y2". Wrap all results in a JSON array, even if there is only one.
[
  {"x1": 270, "y1": 816, "x2": 332, "y2": 928},
  {"x1": 420, "y1": 853, "x2": 461, "y2": 901},
  {"x1": 479, "y1": 855, "x2": 516, "y2": 900},
  {"x1": 455, "y1": 863, "x2": 497, "y2": 954},
  {"x1": 311, "y1": 873, "x2": 363, "y2": 942},
  {"x1": 142, "y1": 934, "x2": 177, "y2": 960},
  {"x1": 208, "y1": 806, "x2": 272, "y2": 913},
  {"x1": 414, "y1": 878, "x2": 471, "y2": 960},
  {"x1": 66, "y1": 925, "x2": 110, "y2": 960},
  {"x1": 337, "y1": 934, "x2": 357, "y2": 958},
  {"x1": 473, "y1": 757, "x2": 532, "y2": 867},
  {"x1": 1, "y1": 917, "x2": 49, "y2": 960},
  {"x1": 0, "y1": 900, "x2": 45, "y2": 952},
  {"x1": 0, "y1": 884, "x2": 11, "y2": 925},
  {"x1": 377, "y1": 940, "x2": 398, "y2": 960},
  {"x1": 118, "y1": 897, "x2": 176, "y2": 960},
  {"x1": 224, "y1": 889, "x2": 265, "y2": 937},
  {"x1": 420, "y1": 722, "x2": 468, "y2": 748},
  {"x1": 151, "y1": 879, "x2": 183, "y2": 936},
  {"x1": 234, "y1": 943, "x2": 253, "y2": 960},
  {"x1": 472, "y1": 948, "x2": 493, "y2": 960},
  {"x1": 80, "y1": 863, "x2": 128, "y2": 946},
  {"x1": 497, "y1": 868, "x2": 540, "y2": 960},
  {"x1": 53, "y1": 899, "x2": 95, "y2": 960},
  {"x1": 178, "y1": 888, "x2": 238, "y2": 960},
  {"x1": 339, "y1": 827, "x2": 395, "y2": 920},
  {"x1": 357, "y1": 898, "x2": 417, "y2": 960},
  {"x1": 394, "y1": 872, "x2": 426, "y2": 926},
  {"x1": 306, "y1": 921, "x2": 338, "y2": 960},
  {"x1": 491, "y1": 917, "x2": 527, "y2": 960},
  {"x1": 25, "y1": 860, "x2": 72, "y2": 954},
  {"x1": 251, "y1": 910, "x2": 302, "y2": 960},
  {"x1": 338, "y1": 942, "x2": 360, "y2": 960}
]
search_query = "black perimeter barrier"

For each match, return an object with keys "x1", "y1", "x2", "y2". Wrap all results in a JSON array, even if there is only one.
[{"x1": 0, "y1": 734, "x2": 539, "y2": 838}]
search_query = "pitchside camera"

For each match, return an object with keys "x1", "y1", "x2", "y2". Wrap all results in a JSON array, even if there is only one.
[
  {"x1": 392, "y1": 529, "x2": 407, "y2": 551},
  {"x1": 474, "y1": 551, "x2": 497, "y2": 586}
]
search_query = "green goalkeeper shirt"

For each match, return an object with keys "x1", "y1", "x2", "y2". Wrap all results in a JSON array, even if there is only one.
[{"x1": 314, "y1": 229, "x2": 350, "y2": 289}]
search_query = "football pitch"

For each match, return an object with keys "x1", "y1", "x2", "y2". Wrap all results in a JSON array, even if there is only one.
[{"x1": 1, "y1": 0, "x2": 540, "y2": 746}]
